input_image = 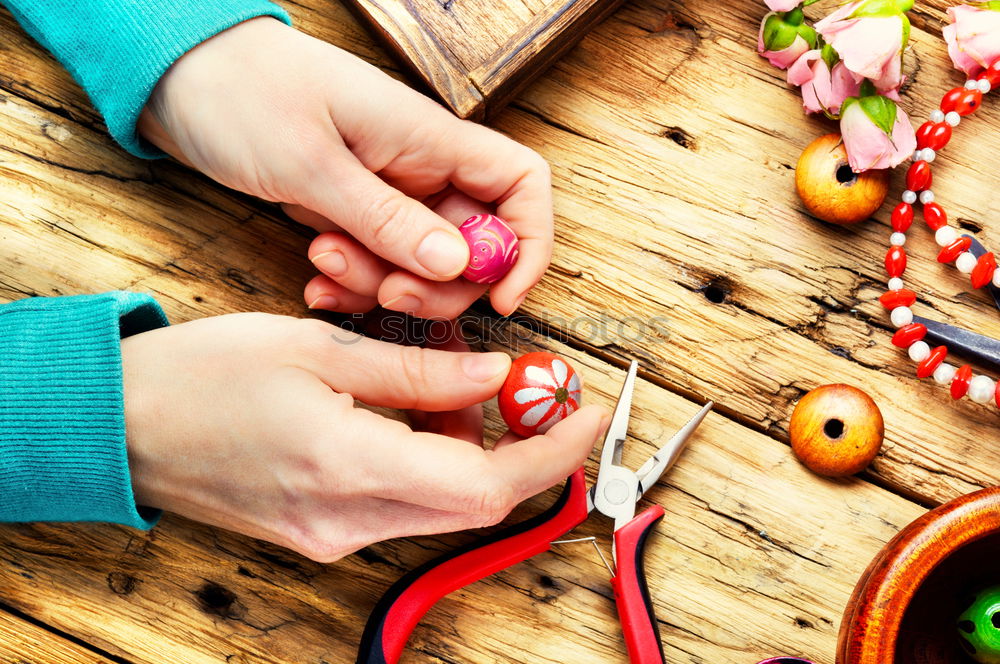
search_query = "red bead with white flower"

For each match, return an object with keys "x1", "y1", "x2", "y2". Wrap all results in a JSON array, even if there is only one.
[
  {"x1": 498, "y1": 352, "x2": 583, "y2": 437},
  {"x1": 881, "y1": 60, "x2": 1000, "y2": 408}
]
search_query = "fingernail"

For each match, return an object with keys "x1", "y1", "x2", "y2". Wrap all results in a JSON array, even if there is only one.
[
  {"x1": 308, "y1": 294, "x2": 340, "y2": 310},
  {"x1": 416, "y1": 230, "x2": 469, "y2": 277},
  {"x1": 382, "y1": 294, "x2": 422, "y2": 314},
  {"x1": 312, "y1": 250, "x2": 347, "y2": 277},
  {"x1": 598, "y1": 413, "x2": 612, "y2": 436},
  {"x1": 509, "y1": 291, "x2": 529, "y2": 314},
  {"x1": 461, "y1": 353, "x2": 510, "y2": 382}
]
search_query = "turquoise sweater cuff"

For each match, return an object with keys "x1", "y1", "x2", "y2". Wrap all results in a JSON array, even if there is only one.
[
  {"x1": 3, "y1": 0, "x2": 291, "y2": 158},
  {"x1": 0, "y1": 293, "x2": 169, "y2": 529}
]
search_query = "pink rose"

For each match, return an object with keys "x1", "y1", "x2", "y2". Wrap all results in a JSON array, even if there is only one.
[
  {"x1": 815, "y1": 2, "x2": 907, "y2": 93},
  {"x1": 758, "y1": 11, "x2": 815, "y2": 70},
  {"x1": 840, "y1": 95, "x2": 916, "y2": 172},
  {"x1": 765, "y1": 0, "x2": 801, "y2": 11},
  {"x1": 943, "y1": 5, "x2": 1000, "y2": 76},
  {"x1": 787, "y1": 49, "x2": 861, "y2": 114}
]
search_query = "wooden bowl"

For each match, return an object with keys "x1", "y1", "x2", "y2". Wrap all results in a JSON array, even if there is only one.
[{"x1": 838, "y1": 488, "x2": 1000, "y2": 664}]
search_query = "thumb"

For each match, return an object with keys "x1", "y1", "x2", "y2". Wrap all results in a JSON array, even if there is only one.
[
  {"x1": 379, "y1": 404, "x2": 610, "y2": 523},
  {"x1": 489, "y1": 404, "x2": 610, "y2": 502},
  {"x1": 307, "y1": 325, "x2": 511, "y2": 411},
  {"x1": 299, "y1": 149, "x2": 470, "y2": 280}
]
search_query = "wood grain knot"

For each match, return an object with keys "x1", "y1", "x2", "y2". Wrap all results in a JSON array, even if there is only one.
[
  {"x1": 538, "y1": 574, "x2": 558, "y2": 589},
  {"x1": 661, "y1": 126, "x2": 696, "y2": 150},
  {"x1": 700, "y1": 279, "x2": 729, "y2": 304},
  {"x1": 196, "y1": 582, "x2": 244, "y2": 619},
  {"x1": 106, "y1": 571, "x2": 137, "y2": 596},
  {"x1": 652, "y1": 12, "x2": 697, "y2": 34}
]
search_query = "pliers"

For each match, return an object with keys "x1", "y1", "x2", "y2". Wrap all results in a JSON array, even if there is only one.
[{"x1": 356, "y1": 360, "x2": 713, "y2": 664}]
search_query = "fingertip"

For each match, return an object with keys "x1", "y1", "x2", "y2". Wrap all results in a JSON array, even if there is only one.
[
  {"x1": 415, "y1": 226, "x2": 470, "y2": 280},
  {"x1": 378, "y1": 272, "x2": 486, "y2": 320},
  {"x1": 303, "y1": 275, "x2": 379, "y2": 313},
  {"x1": 307, "y1": 232, "x2": 344, "y2": 262},
  {"x1": 491, "y1": 404, "x2": 610, "y2": 499},
  {"x1": 490, "y1": 288, "x2": 527, "y2": 317},
  {"x1": 487, "y1": 236, "x2": 550, "y2": 315},
  {"x1": 546, "y1": 404, "x2": 611, "y2": 451},
  {"x1": 304, "y1": 274, "x2": 331, "y2": 305},
  {"x1": 459, "y1": 351, "x2": 510, "y2": 384}
]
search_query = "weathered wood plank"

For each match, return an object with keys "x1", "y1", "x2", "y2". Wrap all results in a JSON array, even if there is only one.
[
  {"x1": 0, "y1": 610, "x2": 118, "y2": 663},
  {"x1": 493, "y1": 0, "x2": 1000, "y2": 504},
  {"x1": 0, "y1": 0, "x2": 993, "y2": 662}
]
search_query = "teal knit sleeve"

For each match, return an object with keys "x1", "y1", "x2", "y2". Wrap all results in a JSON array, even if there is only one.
[
  {"x1": 1, "y1": 0, "x2": 291, "y2": 158},
  {"x1": 0, "y1": 292, "x2": 169, "y2": 529}
]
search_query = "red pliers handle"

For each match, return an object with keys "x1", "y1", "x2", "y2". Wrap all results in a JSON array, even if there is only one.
[
  {"x1": 613, "y1": 504, "x2": 667, "y2": 664},
  {"x1": 356, "y1": 469, "x2": 591, "y2": 664},
  {"x1": 355, "y1": 467, "x2": 669, "y2": 664}
]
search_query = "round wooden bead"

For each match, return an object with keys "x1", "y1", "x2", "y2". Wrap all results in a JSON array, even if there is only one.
[
  {"x1": 957, "y1": 585, "x2": 1000, "y2": 664},
  {"x1": 498, "y1": 352, "x2": 582, "y2": 437},
  {"x1": 795, "y1": 134, "x2": 889, "y2": 225},
  {"x1": 458, "y1": 214, "x2": 520, "y2": 284},
  {"x1": 790, "y1": 384, "x2": 884, "y2": 478}
]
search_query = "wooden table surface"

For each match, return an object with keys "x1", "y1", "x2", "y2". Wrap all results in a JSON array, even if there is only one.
[{"x1": 1, "y1": 0, "x2": 998, "y2": 662}]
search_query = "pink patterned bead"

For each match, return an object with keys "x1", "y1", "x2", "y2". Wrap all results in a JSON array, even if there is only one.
[{"x1": 459, "y1": 214, "x2": 519, "y2": 284}]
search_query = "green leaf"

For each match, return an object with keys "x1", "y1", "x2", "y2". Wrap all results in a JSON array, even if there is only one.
[
  {"x1": 901, "y1": 14, "x2": 910, "y2": 49},
  {"x1": 859, "y1": 94, "x2": 898, "y2": 136},
  {"x1": 763, "y1": 13, "x2": 799, "y2": 51},
  {"x1": 785, "y1": 7, "x2": 804, "y2": 25},
  {"x1": 853, "y1": 0, "x2": 912, "y2": 17},
  {"x1": 860, "y1": 79, "x2": 876, "y2": 97},
  {"x1": 977, "y1": 1, "x2": 1000, "y2": 10},
  {"x1": 821, "y1": 43, "x2": 840, "y2": 70},
  {"x1": 798, "y1": 24, "x2": 818, "y2": 49},
  {"x1": 840, "y1": 96, "x2": 859, "y2": 115}
]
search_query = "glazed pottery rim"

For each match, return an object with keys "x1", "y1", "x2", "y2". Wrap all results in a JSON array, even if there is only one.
[{"x1": 837, "y1": 487, "x2": 1000, "y2": 663}]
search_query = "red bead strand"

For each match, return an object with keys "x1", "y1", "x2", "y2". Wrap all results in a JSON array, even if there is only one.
[{"x1": 881, "y1": 64, "x2": 999, "y2": 410}]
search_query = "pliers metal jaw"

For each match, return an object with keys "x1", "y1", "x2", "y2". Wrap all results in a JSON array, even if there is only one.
[{"x1": 356, "y1": 361, "x2": 712, "y2": 664}]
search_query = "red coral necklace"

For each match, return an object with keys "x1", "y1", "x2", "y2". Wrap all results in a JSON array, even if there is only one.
[{"x1": 882, "y1": 59, "x2": 1000, "y2": 406}]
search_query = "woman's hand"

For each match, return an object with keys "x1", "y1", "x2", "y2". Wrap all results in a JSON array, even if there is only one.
[
  {"x1": 138, "y1": 18, "x2": 554, "y2": 319},
  {"x1": 121, "y1": 314, "x2": 608, "y2": 562}
]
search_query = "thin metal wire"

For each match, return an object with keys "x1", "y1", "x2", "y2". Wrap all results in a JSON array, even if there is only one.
[
  {"x1": 551, "y1": 537, "x2": 596, "y2": 544},
  {"x1": 550, "y1": 536, "x2": 615, "y2": 575},
  {"x1": 590, "y1": 539, "x2": 614, "y2": 576}
]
